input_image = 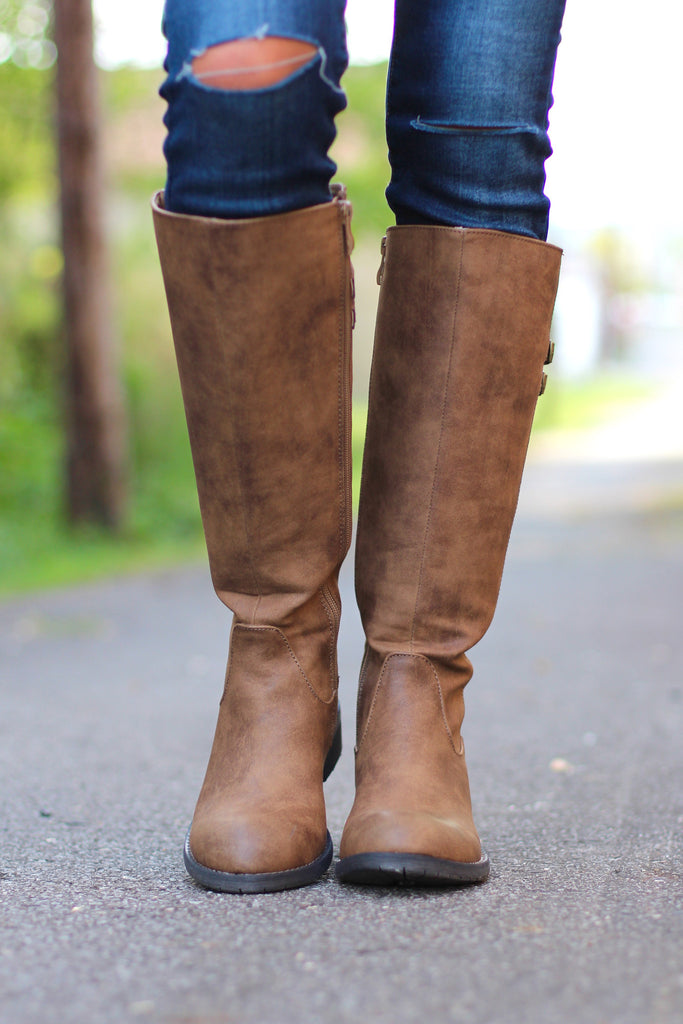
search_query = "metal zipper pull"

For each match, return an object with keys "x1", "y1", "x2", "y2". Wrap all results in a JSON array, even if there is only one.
[
  {"x1": 337, "y1": 196, "x2": 356, "y2": 328},
  {"x1": 376, "y1": 235, "x2": 387, "y2": 285},
  {"x1": 341, "y1": 200, "x2": 354, "y2": 256},
  {"x1": 350, "y1": 264, "x2": 356, "y2": 329}
]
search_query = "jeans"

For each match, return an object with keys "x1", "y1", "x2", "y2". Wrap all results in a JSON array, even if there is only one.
[{"x1": 161, "y1": 0, "x2": 566, "y2": 240}]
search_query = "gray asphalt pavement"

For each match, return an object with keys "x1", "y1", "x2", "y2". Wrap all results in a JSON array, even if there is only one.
[{"x1": 1, "y1": 455, "x2": 682, "y2": 1024}]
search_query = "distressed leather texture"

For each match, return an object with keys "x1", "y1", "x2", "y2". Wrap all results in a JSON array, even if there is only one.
[
  {"x1": 341, "y1": 225, "x2": 562, "y2": 864},
  {"x1": 153, "y1": 191, "x2": 353, "y2": 875}
]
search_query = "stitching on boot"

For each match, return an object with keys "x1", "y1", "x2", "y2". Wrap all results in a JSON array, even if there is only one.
[
  {"x1": 356, "y1": 652, "x2": 464, "y2": 757},
  {"x1": 420, "y1": 656, "x2": 465, "y2": 757},
  {"x1": 409, "y1": 232, "x2": 465, "y2": 649},
  {"x1": 219, "y1": 619, "x2": 237, "y2": 705},
  {"x1": 335, "y1": 198, "x2": 350, "y2": 562},
  {"x1": 233, "y1": 624, "x2": 337, "y2": 706},
  {"x1": 354, "y1": 645, "x2": 371, "y2": 753},
  {"x1": 386, "y1": 224, "x2": 563, "y2": 256},
  {"x1": 317, "y1": 587, "x2": 337, "y2": 697},
  {"x1": 356, "y1": 652, "x2": 393, "y2": 753}
]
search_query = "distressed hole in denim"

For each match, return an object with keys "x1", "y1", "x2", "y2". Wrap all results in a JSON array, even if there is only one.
[
  {"x1": 411, "y1": 117, "x2": 543, "y2": 137},
  {"x1": 191, "y1": 37, "x2": 319, "y2": 91}
]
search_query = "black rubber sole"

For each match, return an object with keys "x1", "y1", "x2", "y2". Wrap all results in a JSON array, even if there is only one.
[
  {"x1": 334, "y1": 850, "x2": 490, "y2": 887},
  {"x1": 184, "y1": 708, "x2": 342, "y2": 894}
]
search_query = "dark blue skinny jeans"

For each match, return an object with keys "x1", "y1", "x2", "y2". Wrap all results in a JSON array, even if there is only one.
[{"x1": 161, "y1": 0, "x2": 566, "y2": 240}]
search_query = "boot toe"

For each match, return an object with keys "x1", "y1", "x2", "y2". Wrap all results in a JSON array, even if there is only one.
[
  {"x1": 189, "y1": 809, "x2": 327, "y2": 877},
  {"x1": 339, "y1": 807, "x2": 482, "y2": 865}
]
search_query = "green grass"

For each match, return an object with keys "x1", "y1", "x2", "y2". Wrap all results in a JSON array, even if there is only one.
[{"x1": 0, "y1": 387, "x2": 205, "y2": 597}]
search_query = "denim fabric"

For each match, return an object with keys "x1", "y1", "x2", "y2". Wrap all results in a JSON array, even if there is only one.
[
  {"x1": 161, "y1": 0, "x2": 566, "y2": 239},
  {"x1": 160, "y1": 0, "x2": 348, "y2": 218},
  {"x1": 386, "y1": 0, "x2": 567, "y2": 239}
]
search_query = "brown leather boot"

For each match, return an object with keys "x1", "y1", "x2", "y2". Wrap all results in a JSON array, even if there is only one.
[
  {"x1": 153, "y1": 187, "x2": 354, "y2": 892},
  {"x1": 336, "y1": 225, "x2": 561, "y2": 886}
]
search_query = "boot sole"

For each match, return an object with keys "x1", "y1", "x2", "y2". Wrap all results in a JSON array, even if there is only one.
[
  {"x1": 334, "y1": 850, "x2": 490, "y2": 887},
  {"x1": 184, "y1": 710, "x2": 342, "y2": 894}
]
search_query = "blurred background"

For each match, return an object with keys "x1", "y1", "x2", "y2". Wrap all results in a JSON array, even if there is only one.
[{"x1": 1, "y1": 0, "x2": 682, "y2": 595}]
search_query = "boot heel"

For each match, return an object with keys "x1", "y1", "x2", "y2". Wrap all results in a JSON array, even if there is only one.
[{"x1": 323, "y1": 708, "x2": 342, "y2": 781}]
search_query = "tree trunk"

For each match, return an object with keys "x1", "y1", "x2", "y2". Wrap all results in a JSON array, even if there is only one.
[{"x1": 54, "y1": 0, "x2": 126, "y2": 528}]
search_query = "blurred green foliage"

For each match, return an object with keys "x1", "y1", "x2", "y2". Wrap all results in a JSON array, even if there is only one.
[
  {"x1": 332, "y1": 61, "x2": 392, "y2": 237},
  {"x1": 0, "y1": 62, "x2": 54, "y2": 200}
]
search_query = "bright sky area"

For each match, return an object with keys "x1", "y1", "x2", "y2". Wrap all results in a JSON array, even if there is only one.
[{"x1": 93, "y1": 0, "x2": 682, "y2": 236}]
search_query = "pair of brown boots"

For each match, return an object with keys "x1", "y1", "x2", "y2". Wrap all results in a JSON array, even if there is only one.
[{"x1": 153, "y1": 186, "x2": 561, "y2": 893}]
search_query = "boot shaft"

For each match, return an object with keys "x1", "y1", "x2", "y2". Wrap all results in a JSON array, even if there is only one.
[
  {"x1": 153, "y1": 190, "x2": 354, "y2": 627},
  {"x1": 356, "y1": 225, "x2": 562, "y2": 668}
]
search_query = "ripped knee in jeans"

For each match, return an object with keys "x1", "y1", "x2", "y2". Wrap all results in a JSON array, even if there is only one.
[{"x1": 191, "y1": 36, "x2": 318, "y2": 91}]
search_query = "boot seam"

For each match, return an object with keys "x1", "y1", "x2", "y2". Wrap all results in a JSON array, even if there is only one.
[
  {"x1": 336, "y1": 206, "x2": 345, "y2": 562},
  {"x1": 409, "y1": 232, "x2": 465, "y2": 650},
  {"x1": 385, "y1": 222, "x2": 563, "y2": 257},
  {"x1": 422, "y1": 656, "x2": 465, "y2": 757},
  {"x1": 356, "y1": 651, "x2": 392, "y2": 753},
  {"x1": 335, "y1": 199, "x2": 353, "y2": 562},
  {"x1": 318, "y1": 586, "x2": 339, "y2": 698},
  {"x1": 218, "y1": 618, "x2": 237, "y2": 705},
  {"x1": 354, "y1": 644, "x2": 371, "y2": 753},
  {"x1": 356, "y1": 652, "x2": 463, "y2": 757},
  {"x1": 232, "y1": 623, "x2": 338, "y2": 706},
  {"x1": 354, "y1": 234, "x2": 383, "y2": 604},
  {"x1": 153, "y1": 189, "x2": 341, "y2": 232}
]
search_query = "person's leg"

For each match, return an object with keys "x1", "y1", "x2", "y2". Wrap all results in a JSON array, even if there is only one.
[
  {"x1": 160, "y1": 0, "x2": 348, "y2": 218},
  {"x1": 337, "y1": 0, "x2": 565, "y2": 887},
  {"x1": 154, "y1": 2, "x2": 353, "y2": 894},
  {"x1": 385, "y1": 0, "x2": 566, "y2": 239}
]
